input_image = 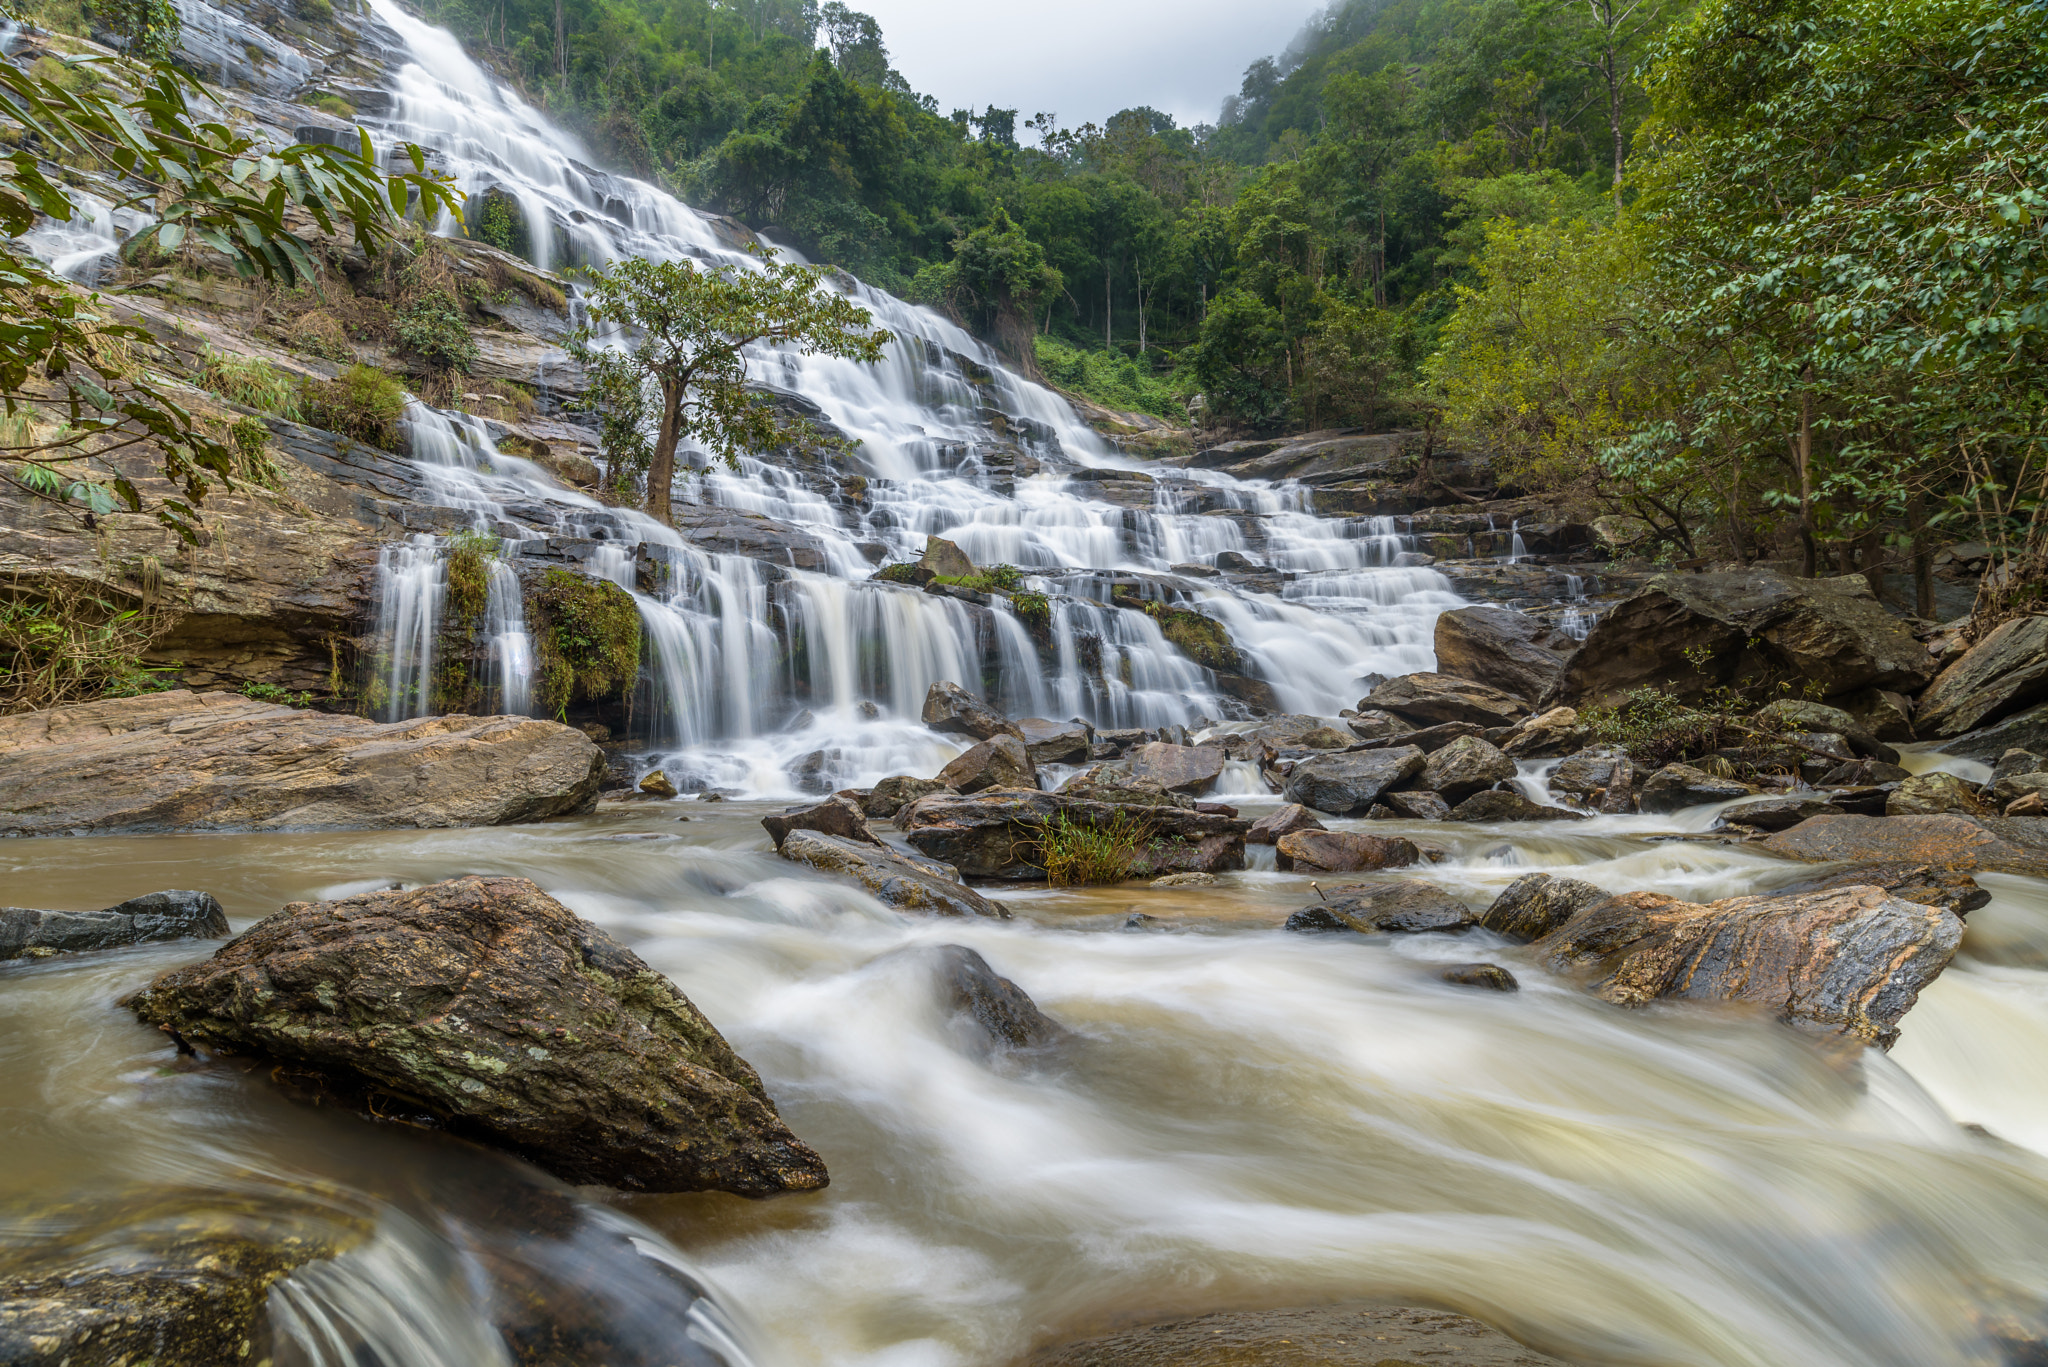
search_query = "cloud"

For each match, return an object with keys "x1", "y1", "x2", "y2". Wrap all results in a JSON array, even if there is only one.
[{"x1": 854, "y1": 0, "x2": 1327, "y2": 131}]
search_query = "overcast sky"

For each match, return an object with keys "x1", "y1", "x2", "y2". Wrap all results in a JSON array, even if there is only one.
[{"x1": 852, "y1": 0, "x2": 1329, "y2": 132}]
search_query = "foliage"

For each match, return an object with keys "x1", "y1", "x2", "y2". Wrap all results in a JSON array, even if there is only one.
[
  {"x1": 299, "y1": 365, "x2": 409, "y2": 449},
  {"x1": 443, "y1": 530, "x2": 498, "y2": 624},
  {"x1": 240, "y1": 680, "x2": 313, "y2": 707},
  {"x1": 1581, "y1": 687, "x2": 1765, "y2": 769},
  {"x1": 566, "y1": 248, "x2": 890, "y2": 520},
  {"x1": 224, "y1": 416, "x2": 281, "y2": 489},
  {"x1": 472, "y1": 193, "x2": 529, "y2": 257},
  {"x1": 0, "y1": 574, "x2": 170, "y2": 711},
  {"x1": 1023, "y1": 808, "x2": 1154, "y2": 886},
  {"x1": 0, "y1": 54, "x2": 456, "y2": 541},
  {"x1": 1147, "y1": 601, "x2": 1237, "y2": 671},
  {"x1": 91, "y1": 0, "x2": 179, "y2": 59},
  {"x1": 199, "y1": 350, "x2": 300, "y2": 418},
  {"x1": 1033, "y1": 335, "x2": 1182, "y2": 420},
  {"x1": 394, "y1": 292, "x2": 479, "y2": 374},
  {"x1": 1008, "y1": 589, "x2": 1051, "y2": 633},
  {"x1": 529, "y1": 568, "x2": 641, "y2": 718},
  {"x1": 873, "y1": 561, "x2": 924, "y2": 584},
  {"x1": 308, "y1": 93, "x2": 352, "y2": 119}
]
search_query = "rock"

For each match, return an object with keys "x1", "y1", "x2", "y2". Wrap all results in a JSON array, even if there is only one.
[
  {"x1": 637, "y1": 769, "x2": 678, "y2": 798},
  {"x1": 761, "y1": 796, "x2": 881, "y2": 850},
  {"x1": 1754, "y1": 699, "x2": 1899, "y2": 764},
  {"x1": 1056, "y1": 765, "x2": 1194, "y2": 809},
  {"x1": 1283, "y1": 746, "x2": 1426, "y2": 814},
  {"x1": 1887, "y1": 771, "x2": 1986, "y2": 816},
  {"x1": 1532, "y1": 884, "x2": 1963, "y2": 1045},
  {"x1": 1442, "y1": 962, "x2": 1520, "y2": 991},
  {"x1": 935, "y1": 733, "x2": 1037, "y2": 794},
  {"x1": 1990, "y1": 755, "x2": 2048, "y2": 806},
  {"x1": 1122, "y1": 741, "x2": 1226, "y2": 794},
  {"x1": 1353, "y1": 719, "x2": 1487, "y2": 753},
  {"x1": 1194, "y1": 801, "x2": 1240, "y2": 816},
  {"x1": 1914, "y1": 615, "x2": 2048, "y2": 738},
  {"x1": 1549, "y1": 746, "x2": 1628, "y2": 798},
  {"x1": 1433, "y1": 605, "x2": 1573, "y2": 703},
  {"x1": 1638, "y1": 763, "x2": 1758, "y2": 813},
  {"x1": 1942, "y1": 700, "x2": 2048, "y2": 764},
  {"x1": 1023, "y1": 1303, "x2": 1574, "y2": 1367},
  {"x1": 1550, "y1": 570, "x2": 1935, "y2": 710},
  {"x1": 1418, "y1": 734, "x2": 1516, "y2": 799},
  {"x1": 1816, "y1": 757, "x2": 1912, "y2": 787},
  {"x1": 1502, "y1": 706, "x2": 1587, "y2": 759},
  {"x1": 1991, "y1": 747, "x2": 2045, "y2": 785},
  {"x1": 1480, "y1": 873, "x2": 1613, "y2": 941},
  {"x1": 1246, "y1": 803, "x2": 1326, "y2": 844},
  {"x1": 1242, "y1": 713, "x2": 1362, "y2": 749},
  {"x1": 920, "y1": 680, "x2": 1018, "y2": 742},
  {"x1": 1151, "y1": 871, "x2": 1217, "y2": 887},
  {"x1": 1344, "y1": 708, "x2": 1416, "y2": 742},
  {"x1": 1837, "y1": 686, "x2": 1918, "y2": 742},
  {"x1": 785, "y1": 747, "x2": 842, "y2": 795},
  {"x1": 865, "y1": 775, "x2": 954, "y2": 819},
  {"x1": 1599, "y1": 754, "x2": 1639, "y2": 813},
  {"x1": 1, "y1": 891, "x2": 228, "y2": 962},
  {"x1": 1274, "y1": 830, "x2": 1420, "y2": 873},
  {"x1": 1772, "y1": 862, "x2": 1990, "y2": 916},
  {"x1": 929, "y1": 945, "x2": 1063, "y2": 1049},
  {"x1": 1823, "y1": 785, "x2": 1893, "y2": 816},
  {"x1": 918, "y1": 535, "x2": 978, "y2": 580},
  {"x1": 1718, "y1": 794, "x2": 1834, "y2": 831},
  {"x1": 1284, "y1": 881, "x2": 1475, "y2": 934},
  {"x1": 1015, "y1": 717, "x2": 1091, "y2": 765},
  {"x1": 0, "y1": 691, "x2": 604, "y2": 836},
  {"x1": 780, "y1": 830, "x2": 1008, "y2": 918},
  {"x1": 1760, "y1": 813, "x2": 2048, "y2": 875},
  {"x1": 1449, "y1": 790, "x2": 1589, "y2": 822},
  {"x1": 1376, "y1": 789, "x2": 1452, "y2": 821},
  {"x1": 1365, "y1": 672, "x2": 1530, "y2": 727},
  {"x1": 897, "y1": 790, "x2": 1248, "y2": 880},
  {"x1": 2010, "y1": 791, "x2": 2046, "y2": 816},
  {"x1": 128, "y1": 876, "x2": 827, "y2": 1195}
]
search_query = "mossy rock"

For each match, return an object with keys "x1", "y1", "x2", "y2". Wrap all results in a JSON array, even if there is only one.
[{"x1": 529, "y1": 570, "x2": 640, "y2": 718}]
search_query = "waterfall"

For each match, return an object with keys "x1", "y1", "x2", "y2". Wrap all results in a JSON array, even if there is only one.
[
  {"x1": 483, "y1": 557, "x2": 533, "y2": 715},
  {"x1": 371, "y1": 535, "x2": 444, "y2": 721}
]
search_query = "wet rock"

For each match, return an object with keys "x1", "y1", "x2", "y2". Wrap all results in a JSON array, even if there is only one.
[
  {"x1": 1365, "y1": 672, "x2": 1531, "y2": 727},
  {"x1": 1550, "y1": 570, "x2": 1935, "y2": 710},
  {"x1": 128, "y1": 876, "x2": 827, "y2": 1196},
  {"x1": 935, "y1": 733, "x2": 1037, "y2": 794},
  {"x1": 1123, "y1": 741, "x2": 1227, "y2": 794},
  {"x1": 1991, "y1": 747, "x2": 2045, "y2": 785},
  {"x1": 1532, "y1": 883, "x2": 1964, "y2": 1045},
  {"x1": 1989, "y1": 750, "x2": 2048, "y2": 807},
  {"x1": 1376, "y1": 789, "x2": 1452, "y2": 821},
  {"x1": 921, "y1": 680, "x2": 1019, "y2": 742},
  {"x1": 1638, "y1": 763, "x2": 1758, "y2": 813},
  {"x1": 1274, "y1": 830, "x2": 1420, "y2": 873},
  {"x1": 1285, "y1": 881, "x2": 1475, "y2": 934},
  {"x1": 1915, "y1": 615, "x2": 2048, "y2": 738},
  {"x1": 1823, "y1": 785, "x2": 1894, "y2": 816},
  {"x1": 1888, "y1": 771, "x2": 1987, "y2": 817},
  {"x1": 1246, "y1": 803, "x2": 1326, "y2": 844},
  {"x1": 0, "y1": 691, "x2": 605, "y2": 836},
  {"x1": 1419, "y1": 734, "x2": 1516, "y2": 800},
  {"x1": 1353, "y1": 719, "x2": 1487, "y2": 753},
  {"x1": 785, "y1": 747, "x2": 843, "y2": 795},
  {"x1": 781, "y1": 830, "x2": 1008, "y2": 918},
  {"x1": 1773, "y1": 862, "x2": 1990, "y2": 916},
  {"x1": 1194, "y1": 801, "x2": 1240, "y2": 817},
  {"x1": 1442, "y1": 962, "x2": 1520, "y2": 991},
  {"x1": 918, "y1": 535, "x2": 978, "y2": 580},
  {"x1": 1434, "y1": 605, "x2": 1573, "y2": 703},
  {"x1": 1241, "y1": 713, "x2": 1362, "y2": 749},
  {"x1": 1502, "y1": 706, "x2": 1588, "y2": 759},
  {"x1": 1, "y1": 891, "x2": 228, "y2": 963},
  {"x1": 1817, "y1": 757, "x2": 1912, "y2": 787},
  {"x1": 897, "y1": 790, "x2": 1248, "y2": 880},
  {"x1": 1943, "y1": 700, "x2": 2048, "y2": 764},
  {"x1": 1150, "y1": 871, "x2": 1217, "y2": 887},
  {"x1": 1057, "y1": 765, "x2": 1195, "y2": 809},
  {"x1": 1344, "y1": 708, "x2": 1416, "y2": 742},
  {"x1": 1283, "y1": 745, "x2": 1426, "y2": 814},
  {"x1": 865, "y1": 775, "x2": 954, "y2": 820},
  {"x1": 2009, "y1": 792, "x2": 2045, "y2": 816},
  {"x1": 761, "y1": 796, "x2": 881, "y2": 850},
  {"x1": 1599, "y1": 754, "x2": 1640, "y2": 813},
  {"x1": 1091, "y1": 727, "x2": 1154, "y2": 757},
  {"x1": 1838, "y1": 686, "x2": 1918, "y2": 742},
  {"x1": 1023, "y1": 1302, "x2": 1574, "y2": 1367},
  {"x1": 1719, "y1": 794, "x2": 1834, "y2": 831},
  {"x1": 929, "y1": 945, "x2": 1063, "y2": 1049},
  {"x1": 1449, "y1": 790, "x2": 1589, "y2": 822},
  {"x1": 1761, "y1": 812, "x2": 2048, "y2": 874},
  {"x1": 1754, "y1": 699, "x2": 1899, "y2": 764},
  {"x1": 637, "y1": 769, "x2": 678, "y2": 798},
  {"x1": 1549, "y1": 745, "x2": 1628, "y2": 799},
  {"x1": 1480, "y1": 873, "x2": 1613, "y2": 941},
  {"x1": 1015, "y1": 717, "x2": 1092, "y2": 765}
]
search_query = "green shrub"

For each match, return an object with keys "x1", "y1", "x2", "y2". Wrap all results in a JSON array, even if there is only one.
[
  {"x1": 395, "y1": 294, "x2": 478, "y2": 374},
  {"x1": 307, "y1": 91, "x2": 350, "y2": 116},
  {"x1": 92, "y1": 0, "x2": 180, "y2": 56},
  {"x1": 1009, "y1": 589, "x2": 1051, "y2": 632},
  {"x1": 1024, "y1": 809, "x2": 1154, "y2": 886},
  {"x1": 297, "y1": 0, "x2": 334, "y2": 21},
  {"x1": 226, "y1": 416, "x2": 283, "y2": 489},
  {"x1": 200, "y1": 349, "x2": 300, "y2": 418},
  {"x1": 875, "y1": 562, "x2": 925, "y2": 584},
  {"x1": 443, "y1": 530, "x2": 497, "y2": 624},
  {"x1": 0, "y1": 577, "x2": 170, "y2": 711},
  {"x1": 529, "y1": 569, "x2": 640, "y2": 718},
  {"x1": 300, "y1": 364, "x2": 408, "y2": 449},
  {"x1": 240, "y1": 680, "x2": 312, "y2": 707},
  {"x1": 1034, "y1": 335, "x2": 1185, "y2": 420}
]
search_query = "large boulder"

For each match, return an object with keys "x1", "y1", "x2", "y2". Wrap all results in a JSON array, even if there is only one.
[
  {"x1": 2, "y1": 890, "x2": 227, "y2": 962},
  {"x1": 1122, "y1": 741, "x2": 1227, "y2": 794},
  {"x1": 1284, "y1": 881, "x2": 1475, "y2": 934},
  {"x1": 1638, "y1": 763, "x2": 1757, "y2": 813},
  {"x1": 920, "y1": 680, "x2": 1018, "y2": 742},
  {"x1": 1344, "y1": 709, "x2": 1416, "y2": 743},
  {"x1": 1025, "y1": 1305, "x2": 1573, "y2": 1367},
  {"x1": 1772, "y1": 862, "x2": 1989, "y2": 917},
  {"x1": 919, "y1": 535, "x2": 978, "y2": 580},
  {"x1": 1942, "y1": 700, "x2": 2048, "y2": 764},
  {"x1": 1914, "y1": 615, "x2": 2048, "y2": 739},
  {"x1": 128, "y1": 876, "x2": 827, "y2": 1196},
  {"x1": 1433, "y1": 605, "x2": 1572, "y2": 704},
  {"x1": 1349, "y1": 720, "x2": 1486, "y2": 753},
  {"x1": 780, "y1": 830, "x2": 1008, "y2": 918},
  {"x1": 1532, "y1": 884, "x2": 1963, "y2": 1045},
  {"x1": 935, "y1": 733, "x2": 1037, "y2": 794},
  {"x1": 1014, "y1": 717, "x2": 1092, "y2": 765},
  {"x1": 1241, "y1": 714, "x2": 1360, "y2": 749},
  {"x1": 865, "y1": 775, "x2": 953, "y2": 820},
  {"x1": 1719, "y1": 794, "x2": 1834, "y2": 831},
  {"x1": 1886, "y1": 771, "x2": 1986, "y2": 817},
  {"x1": 1418, "y1": 734, "x2": 1516, "y2": 800},
  {"x1": 1274, "y1": 830, "x2": 1419, "y2": 873},
  {"x1": 1056, "y1": 765, "x2": 1194, "y2": 809},
  {"x1": 1283, "y1": 746, "x2": 1426, "y2": 814},
  {"x1": 1364, "y1": 673, "x2": 1529, "y2": 727},
  {"x1": 929, "y1": 945, "x2": 1064, "y2": 1050},
  {"x1": 1549, "y1": 571, "x2": 1935, "y2": 710},
  {"x1": 896, "y1": 790, "x2": 1248, "y2": 880},
  {"x1": 1760, "y1": 813, "x2": 2048, "y2": 875},
  {"x1": 1449, "y1": 790, "x2": 1589, "y2": 822},
  {"x1": 1753, "y1": 698, "x2": 1898, "y2": 764},
  {"x1": 1375, "y1": 789, "x2": 1452, "y2": 821},
  {"x1": 1479, "y1": 873, "x2": 1612, "y2": 941},
  {"x1": 761, "y1": 796, "x2": 881, "y2": 850},
  {"x1": 1246, "y1": 803, "x2": 1326, "y2": 845},
  {"x1": 0, "y1": 691, "x2": 605, "y2": 836},
  {"x1": 1502, "y1": 706, "x2": 1588, "y2": 759},
  {"x1": 1548, "y1": 746, "x2": 1628, "y2": 800}
]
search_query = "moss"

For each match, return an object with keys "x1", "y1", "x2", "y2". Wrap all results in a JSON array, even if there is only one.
[
  {"x1": 875, "y1": 562, "x2": 926, "y2": 584},
  {"x1": 1144, "y1": 601, "x2": 1239, "y2": 672},
  {"x1": 932, "y1": 563, "x2": 1026, "y2": 595},
  {"x1": 300, "y1": 364, "x2": 408, "y2": 449},
  {"x1": 444, "y1": 531, "x2": 496, "y2": 625},
  {"x1": 529, "y1": 570, "x2": 640, "y2": 719},
  {"x1": 394, "y1": 293, "x2": 478, "y2": 374},
  {"x1": 307, "y1": 91, "x2": 350, "y2": 116}
]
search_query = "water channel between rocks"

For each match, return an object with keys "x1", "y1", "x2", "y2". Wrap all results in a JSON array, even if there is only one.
[{"x1": 9, "y1": 793, "x2": 2048, "y2": 1367}]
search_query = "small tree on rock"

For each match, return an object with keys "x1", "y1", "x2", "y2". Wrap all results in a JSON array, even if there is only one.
[{"x1": 567, "y1": 249, "x2": 891, "y2": 522}]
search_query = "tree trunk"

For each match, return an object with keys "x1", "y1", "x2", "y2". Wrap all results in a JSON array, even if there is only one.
[
  {"x1": 1858, "y1": 524, "x2": 1885, "y2": 598},
  {"x1": 1794, "y1": 377, "x2": 1817, "y2": 577},
  {"x1": 1607, "y1": 56, "x2": 1625, "y2": 211},
  {"x1": 554, "y1": 0, "x2": 566, "y2": 76},
  {"x1": 1909, "y1": 489, "x2": 1935, "y2": 617},
  {"x1": 1103, "y1": 259, "x2": 1112, "y2": 349},
  {"x1": 646, "y1": 380, "x2": 681, "y2": 524},
  {"x1": 1135, "y1": 262, "x2": 1147, "y2": 354}
]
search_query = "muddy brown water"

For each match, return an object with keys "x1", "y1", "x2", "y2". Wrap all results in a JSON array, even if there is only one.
[{"x1": 7, "y1": 795, "x2": 2048, "y2": 1366}]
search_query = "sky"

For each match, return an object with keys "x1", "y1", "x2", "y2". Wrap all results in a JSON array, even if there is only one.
[{"x1": 851, "y1": 0, "x2": 1330, "y2": 133}]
